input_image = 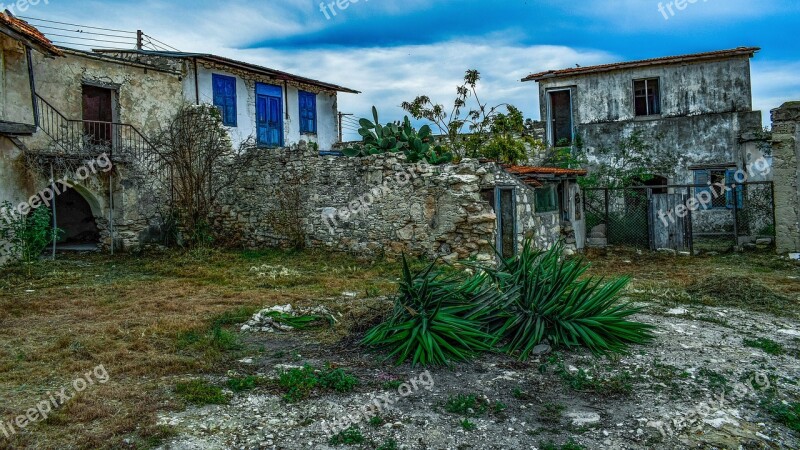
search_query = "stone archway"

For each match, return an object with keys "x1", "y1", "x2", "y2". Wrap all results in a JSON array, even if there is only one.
[{"x1": 50, "y1": 187, "x2": 101, "y2": 249}]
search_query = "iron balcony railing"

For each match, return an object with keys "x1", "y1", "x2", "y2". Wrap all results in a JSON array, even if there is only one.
[{"x1": 34, "y1": 94, "x2": 156, "y2": 164}]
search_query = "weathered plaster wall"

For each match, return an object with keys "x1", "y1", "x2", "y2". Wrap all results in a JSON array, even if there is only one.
[
  {"x1": 578, "y1": 110, "x2": 763, "y2": 184},
  {"x1": 537, "y1": 57, "x2": 754, "y2": 125},
  {"x1": 0, "y1": 34, "x2": 34, "y2": 126},
  {"x1": 23, "y1": 50, "x2": 184, "y2": 151},
  {"x1": 212, "y1": 146, "x2": 575, "y2": 260},
  {"x1": 189, "y1": 62, "x2": 340, "y2": 151},
  {"x1": 772, "y1": 102, "x2": 800, "y2": 253}
]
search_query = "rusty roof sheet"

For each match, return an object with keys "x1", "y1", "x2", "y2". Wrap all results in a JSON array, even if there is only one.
[
  {"x1": 503, "y1": 165, "x2": 588, "y2": 177},
  {"x1": 0, "y1": 11, "x2": 62, "y2": 56},
  {"x1": 522, "y1": 47, "x2": 759, "y2": 82}
]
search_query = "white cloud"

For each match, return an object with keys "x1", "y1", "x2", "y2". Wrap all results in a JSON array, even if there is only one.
[{"x1": 752, "y1": 61, "x2": 800, "y2": 126}]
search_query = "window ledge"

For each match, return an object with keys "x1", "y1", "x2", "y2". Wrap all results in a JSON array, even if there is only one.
[{"x1": 633, "y1": 114, "x2": 662, "y2": 122}]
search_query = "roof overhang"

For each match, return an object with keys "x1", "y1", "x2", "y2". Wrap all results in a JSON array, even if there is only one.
[
  {"x1": 522, "y1": 47, "x2": 760, "y2": 83},
  {"x1": 0, "y1": 11, "x2": 62, "y2": 57}
]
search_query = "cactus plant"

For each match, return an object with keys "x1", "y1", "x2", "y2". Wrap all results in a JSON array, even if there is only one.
[{"x1": 342, "y1": 107, "x2": 453, "y2": 165}]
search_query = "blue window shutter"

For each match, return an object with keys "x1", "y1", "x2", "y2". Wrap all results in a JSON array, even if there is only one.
[
  {"x1": 694, "y1": 170, "x2": 712, "y2": 210},
  {"x1": 212, "y1": 74, "x2": 237, "y2": 127},
  {"x1": 725, "y1": 169, "x2": 743, "y2": 209},
  {"x1": 299, "y1": 91, "x2": 317, "y2": 133}
]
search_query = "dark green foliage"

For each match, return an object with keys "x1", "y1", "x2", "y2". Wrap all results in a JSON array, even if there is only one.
[
  {"x1": 328, "y1": 426, "x2": 364, "y2": 446},
  {"x1": 484, "y1": 240, "x2": 654, "y2": 359},
  {"x1": 460, "y1": 419, "x2": 477, "y2": 431},
  {"x1": 445, "y1": 394, "x2": 488, "y2": 417},
  {"x1": 766, "y1": 400, "x2": 800, "y2": 432},
  {"x1": 278, "y1": 365, "x2": 359, "y2": 402},
  {"x1": 0, "y1": 201, "x2": 62, "y2": 265},
  {"x1": 743, "y1": 338, "x2": 786, "y2": 356},
  {"x1": 361, "y1": 256, "x2": 497, "y2": 366},
  {"x1": 368, "y1": 415, "x2": 385, "y2": 427},
  {"x1": 342, "y1": 106, "x2": 453, "y2": 165},
  {"x1": 175, "y1": 380, "x2": 228, "y2": 405},
  {"x1": 226, "y1": 375, "x2": 261, "y2": 392},
  {"x1": 376, "y1": 438, "x2": 399, "y2": 450}
]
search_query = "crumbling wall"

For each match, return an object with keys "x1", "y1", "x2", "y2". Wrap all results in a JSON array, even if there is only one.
[
  {"x1": 772, "y1": 102, "x2": 800, "y2": 253},
  {"x1": 212, "y1": 144, "x2": 567, "y2": 260}
]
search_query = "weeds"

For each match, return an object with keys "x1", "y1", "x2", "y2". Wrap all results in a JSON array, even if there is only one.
[
  {"x1": 376, "y1": 438, "x2": 399, "y2": 450},
  {"x1": 328, "y1": 426, "x2": 364, "y2": 446},
  {"x1": 460, "y1": 419, "x2": 477, "y2": 431},
  {"x1": 175, "y1": 380, "x2": 227, "y2": 405},
  {"x1": 538, "y1": 403, "x2": 566, "y2": 424},
  {"x1": 227, "y1": 375, "x2": 262, "y2": 392},
  {"x1": 444, "y1": 394, "x2": 489, "y2": 417},
  {"x1": 744, "y1": 338, "x2": 786, "y2": 356},
  {"x1": 279, "y1": 365, "x2": 359, "y2": 402}
]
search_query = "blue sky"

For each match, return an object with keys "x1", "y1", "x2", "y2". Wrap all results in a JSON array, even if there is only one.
[{"x1": 18, "y1": 0, "x2": 800, "y2": 139}]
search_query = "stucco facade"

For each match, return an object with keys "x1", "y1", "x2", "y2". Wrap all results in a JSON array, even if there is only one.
[{"x1": 527, "y1": 48, "x2": 766, "y2": 184}]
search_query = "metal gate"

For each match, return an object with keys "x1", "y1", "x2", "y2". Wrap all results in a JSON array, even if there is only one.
[{"x1": 584, "y1": 182, "x2": 776, "y2": 253}]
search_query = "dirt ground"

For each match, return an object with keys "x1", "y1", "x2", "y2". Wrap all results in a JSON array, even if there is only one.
[{"x1": 0, "y1": 248, "x2": 798, "y2": 450}]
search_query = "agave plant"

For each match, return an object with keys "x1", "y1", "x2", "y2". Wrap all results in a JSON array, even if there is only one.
[
  {"x1": 362, "y1": 256, "x2": 497, "y2": 366},
  {"x1": 484, "y1": 240, "x2": 654, "y2": 360},
  {"x1": 342, "y1": 106, "x2": 453, "y2": 165}
]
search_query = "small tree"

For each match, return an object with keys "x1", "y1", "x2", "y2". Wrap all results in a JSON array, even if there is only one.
[
  {"x1": 0, "y1": 202, "x2": 62, "y2": 266},
  {"x1": 578, "y1": 132, "x2": 678, "y2": 188},
  {"x1": 152, "y1": 104, "x2": 257, "y2": 247}
]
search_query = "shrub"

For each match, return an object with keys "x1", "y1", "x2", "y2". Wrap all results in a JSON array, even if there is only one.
[
  {"x1": 361, "y1": 256, "x2": 498, "y2": 366},
  {"x1": 0, "y1": 201, "x2": 61, "y2": 265},
  {"x1": 278, "y1": 365, "x2": 359, "y2": 402},
  {"x1": 484, "y1": 240, "x2": 654, "y2": 359},
  {"x1": 328, "y1": 426, "x2": 364, "y2": 446}
]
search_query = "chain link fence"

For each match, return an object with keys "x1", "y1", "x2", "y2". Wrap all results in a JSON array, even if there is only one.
[{"x1": 584, "y1": 182, "x2": 775, "y2": 253}]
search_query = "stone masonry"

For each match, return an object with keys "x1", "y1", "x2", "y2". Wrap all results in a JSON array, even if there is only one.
[{"x1": 772, "y1": 102, "x2": 800, "y2": 253}]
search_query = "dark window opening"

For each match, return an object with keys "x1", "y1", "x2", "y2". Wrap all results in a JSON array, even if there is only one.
[
  {"x1": 634, "y1": 78, "x2": 660, "y2": 116},
  {"x1": 549, "y1": 90, "x2": 573, "y2": 146},
  {"x1": 82, "y1": 85, "x2": 114, "y2": 146},
  {"x1": 535, "y1": 184, "x2": 559, "y2": 213}
]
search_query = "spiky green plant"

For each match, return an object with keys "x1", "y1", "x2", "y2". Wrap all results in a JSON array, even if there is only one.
[
  {"x1": 485, "y1": 240, "x2": 654, "y2": 359},
  {"x1": 362, "y1": 256, "x2": 497, "y2": 366}
]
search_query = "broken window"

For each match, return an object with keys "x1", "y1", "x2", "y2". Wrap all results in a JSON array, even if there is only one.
[
  {"x1": 693, "y1": 169, "x2": 743, "y2": 209},
  {"x1": 633, "y1": 78, "x2": 660, "y2": 116},
  {"x1": 535, "y1": 184, "x2": 558, "y2": 213}
]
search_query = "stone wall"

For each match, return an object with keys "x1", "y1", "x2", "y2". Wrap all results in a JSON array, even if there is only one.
[
  {"x1": 212, "y1": 144, "x2": 571, "y2": 260},
  {"x1": 772, "y1": 102, "x2": 800, "y2": 253}
]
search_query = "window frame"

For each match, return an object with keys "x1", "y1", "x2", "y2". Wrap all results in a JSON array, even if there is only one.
[
  {"x1": 298, "y1": 90, "x2": 317, "y2": 135},
  {"x1": 212, "y1": 74, "x2": 238, "y2": 127},
  {"x1": 535, "y1": 184, "x2": 559, "y2": 213},
  {"x1": 633, "y1": 78, "x2": 661, "y2": 117},
  {"x1": 693, "y1": 168, "x2": 743, "y2": 210}
]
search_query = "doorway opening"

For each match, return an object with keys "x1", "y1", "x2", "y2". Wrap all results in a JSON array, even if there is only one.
[
  {"x1": 548, "y1": 90, "x2": 573, "y2": 146},
  {"x1": 82, "y1": 85, "x2": 115, "y2": 146},
  {"x1": 50, "y1": 187, "x2": 100, "y2": 250}
]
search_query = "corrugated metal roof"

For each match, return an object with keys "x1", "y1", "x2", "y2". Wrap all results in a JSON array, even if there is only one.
[
  {"x1": 0, "y1": 11, "x2": 62, "y2": 56},
  {"x1": 522, "y1": 47, "x2": 759, "y2": 82}
]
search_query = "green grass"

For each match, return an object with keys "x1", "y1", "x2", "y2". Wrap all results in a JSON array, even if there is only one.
[
  {"x1": 444, "y1": 394, "x2": 489, "y2": 417},
  {"x1": 540, "y1": 439, "x2": 587, "y2": 450},
  {"x1": 175, "y1": 380, "x2": 228, "y2": 405},
  {"x1": 538, "y1": 403, "x2": 566, "y2": 424},
  {"x1": 368, "y1": 415, "x2": 385, "y2": 427},
  {"x1": 766, "y1": 400, "x2": 800, "y2": 432},
  {"x1": 555, "y1": 364, "x2": 634, "y2": 396},
  {"x1": 278, "y1": 365, "x2": 359, "y2": 402},
  {"x1": 744, "y1": 338, "x2": 786, "y2": 356},
  {"x1": 226, "y1": 375, "x2": 263, "y2": 392},
  {"x1": 328, "y1": 426, "x2": 364, "y2": 446},
  {"x1": 376, "y1": 438, "x2": 399, "y2": 450},
  {"x1": 460, "y1": 419, "x2": 477, "y2": 431}
]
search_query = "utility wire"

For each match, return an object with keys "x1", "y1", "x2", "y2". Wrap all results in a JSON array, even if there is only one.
[
  {"x1": 30, "y1": 24, "x2": 134, "y2": 39},
  {"x1": 144, "y1": 34, "x2": 180, "y2": 52},
  {"x1": 19, "y1": 16, "x2": 137, "y2": 34},
  {"x1": 43, "y1": 33, "x2": 135, "y2": 45}
]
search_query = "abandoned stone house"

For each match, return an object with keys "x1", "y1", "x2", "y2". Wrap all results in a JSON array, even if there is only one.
[
  {"x1": 0, "y1": 13, "x2": 588, "y2": 263},
  {"x1": 522, "y1": 47, "x2": 781, "y2": 251}
]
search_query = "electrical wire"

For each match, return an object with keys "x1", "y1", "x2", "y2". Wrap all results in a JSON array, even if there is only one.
[
  {"x1": 144, "y1": 34, "x2": 180, "y2": 52},
  {"x1": 43, "y1": 33, "x2": 135, "y2": 45},
  {"x1": 19, "y1": 16, "x2": 137, "y2": 34},
  {"x1": 29, "y1": 24, "x2": 135, "y2": 39}
]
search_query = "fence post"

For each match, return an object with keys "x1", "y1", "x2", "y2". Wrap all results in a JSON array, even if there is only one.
[
  {"x1": 732, "y1": 183, "x2": 739, "y2": 251},
  {"x1": 604, "y1": 188, "x2": 610, "y2": 241}
]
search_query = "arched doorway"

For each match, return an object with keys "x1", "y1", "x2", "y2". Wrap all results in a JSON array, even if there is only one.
[{"x1": 50, "y1": 187, "x2": 100, "y2": 249}]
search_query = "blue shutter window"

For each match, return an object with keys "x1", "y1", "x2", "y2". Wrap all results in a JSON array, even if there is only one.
[
  {"x1": 299, "y1": 91, "x2": 317, "y2": 134},
  {"x1": 693, "y1": 170, "x2": 712, "y2": 210},
  {"x1": 725, "y1": 169, "x2": 744, "y2": 210},
  {"x1": 212, "y1": 74, "x2": 237, "y2": 127}
]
